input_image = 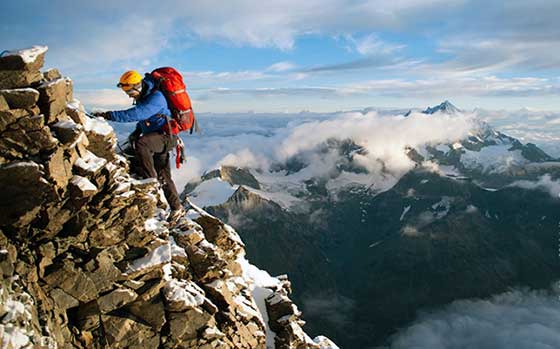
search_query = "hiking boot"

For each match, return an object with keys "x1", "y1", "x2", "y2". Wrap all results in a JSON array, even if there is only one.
[{"x1": 168, "y1": 208, "x2": 186, "y2": 225}]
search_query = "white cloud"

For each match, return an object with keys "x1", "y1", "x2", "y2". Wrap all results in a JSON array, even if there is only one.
[
  {"x1": 274, "y1": 111, "x2": 474, "y2": 175},
  {"x1": 219, "y1": 148, "x2": 270, "y2": 169},
  {"x1": 46, "y1": 15, "x2": 171, "y2": 75},
  {"x1": 196, "y1": 75, "x2": 560, "y2": 102},
  {"x1": 509, "y1": 175, "x2": 560, "y2": 198},
  {"x1": 345, "y1": 34, "x2": 405, "y2": 56},
  {"x1": 164, "y1": 111, "x2": 476, "y2": 196},
  {"x1": 4, "y1": 0, "x2": 560, "y2": 87},
  {"x1": 391, "y1": 286, "x2": 560, "y2": 349},
  {"x1": 1, "y1": 0, "x2": 466, "y2": 69},
  {"x1": 183, "y1": 70, "x2": 269, "y2": 83},
  {"x1": 343, "y1": 76, "x2": 560, "y2": 97},
  {"x1": 266, "y1": 61, "x2": 296, "y2": 72},
  {"x1": 175, "y1": 0, "x2": 462, "y2": 50}
]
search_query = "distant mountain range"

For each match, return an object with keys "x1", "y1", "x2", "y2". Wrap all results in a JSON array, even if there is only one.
[{"x1": 182, "y1": 102, "x2": 560, "y2": 347}]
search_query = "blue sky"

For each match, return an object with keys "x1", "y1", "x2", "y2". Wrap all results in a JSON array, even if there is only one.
[{"x1": 2, "y1": 0, "x2": 560, "y2": 112}]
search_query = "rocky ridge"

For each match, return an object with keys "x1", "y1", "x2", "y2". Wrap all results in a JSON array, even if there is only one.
[{"x1": 0, "y1": 46, "x2": 337, "y2": 349}]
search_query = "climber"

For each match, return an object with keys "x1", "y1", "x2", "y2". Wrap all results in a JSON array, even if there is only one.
[{"x1": 91, "y1": 70, "x2": 185, "y2": 223}]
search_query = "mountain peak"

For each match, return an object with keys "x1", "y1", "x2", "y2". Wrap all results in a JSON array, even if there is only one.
[{"x1": 423, "y1": 100, "x2": 461, "y2": 115}]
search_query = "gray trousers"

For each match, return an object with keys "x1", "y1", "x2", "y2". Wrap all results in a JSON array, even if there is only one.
[{"x1": 134, "y1": 132, "x2": 182, "y2": 210}]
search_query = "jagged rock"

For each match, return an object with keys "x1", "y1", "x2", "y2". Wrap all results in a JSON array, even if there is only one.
[
  {"x1": 75, "y1": 301, "x2": 101, "y2": 331},
  {"x1": 66, "y1": 100, "x2": 88, "y2": 125},
  {"x1": 16, "y1": 114, "x2": 44, "y2": 132},
  {"x1": 43, "y1": 68, "x2": 62, "y2": 81},
  {"x1": 51, "y1": 119, "x2": 83, "y2": 145},
  {"x1": 204, "y1": 277, "x2": 255, "y2": 318},
  {"x1": 73, "y1": 149, "x2": 106, "y2": 177},
  {"x1": 101, "y1": 314, "x2": 160, "y2": 348},
  {"x1": 0, "y1": 161, "x2": 53, "y2": 227},
  {"x1": 50, "y1": 288, "x2": 79, "y2": 310},
  {"x1": 88, "y1": 249, "x2": 126, "y2": 293},
  {"x1": 97, "y1": 288, "x2": 138, "y2": 313},
  {"x1": 38, "y1": 242, "x2": 56, "y2": 278},
  {"x1": 65, "y1": 78, "x2": 74, "y2": 102},
  {"x1": 123, "y1": 279, "x2": 145, "y2": 290},
  {"x1": 168, "y1": 308, "x2": 214, "y2": 341},
  {"x1": 37, "y1": 78, "x2": 68, "y2": 123},
  {"x1": 89, "y1": 226, "x2": 126, "y2": 248},
  {"x1": 83, "y1": 117, "x2": 117, "y2": 161},
  {"x1": 0, "y1": 70, "x2": 42, "y2": 89},
  {"x1": 196, "y1": 214, "x2": 244, "y2": 252},
  {"x1": 0, "y1": 88, "x2": 40, "y2": 109},
  {"x1": 0, "y1": 108, "x2": 34, "y2": 133},
  {"x1": 43, "y1": 263, "x2": 98, "y2": 303},
  {"x1": 186, "y1": 241, "x2": 227, "y2": 283},
  {"x1": 0, "y1": 124, "x2": 58, "y2": 158},
  {"x1": 126, "y1": 295, "x2": 167, "y2": 331},
  {"x1": 69, "y1": 175, "x2": 98, "y2": 198},
  {"x1": 0, "y1": 95, "x2": 8, "y2": 111},
  {"x1": 45, "y1": 147, "x2": 73, "y2": 192},
  {"x1": 172, "y1": 220, "x2": 205, "y2": 246},
  {"x1": 0, "y1": 46, "x2": 47, "y2": 71},
  {"x1": 163, "y1": 279, "x2": 207, "y2": 312},
  {"x1": 266, "y1": 292, "x2": 301, "y2": 331},
  {"x1": 265, "y1": 288, "x2": 322, "y2": 349},
  {"x1": 43, "y1": 205, "x2": 73, "y2": 238}
]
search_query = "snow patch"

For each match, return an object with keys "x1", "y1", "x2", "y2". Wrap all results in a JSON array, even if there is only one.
[
  {"x1": 238, "y1": 255, "x2": 282, "y2": 348},
  {"x1": 400, "y1": 205, "x2": 411, "y2": 221},
  {"x1": 1, "y1": 45, "x2": 47, "y2": 63},
  {"x1": 53, "y1": 119, "x2": 80, "y2": 130},
  {"x1": 75, "y1": 150, "x2": 107, "y2": 174},
  {"x1": 71, "y1": 175, "x2": 97, "y2": 192},
  {"x1": 313, "y1": 335, "x2": 341, "y2": 349},
  {"x1": 461, "y1": 145, "x2": 527, "y2": 174},
  {"x1": 163, "y1": 279, "x2": 206, "y2": 308},
  {"x1": 127, "y1": 244, "x2": 171, "y2": 273},
  {"x1": 84, "y1": 116, "x2": 113, "y2": 136},
  {"x1": 2, "y1": 161, "x2": 39, "y2": 170},
  {"x1": 188, "y1": 178, "x2": 238, "y2": 208},
  {"x1": 452, "y1": 142, "x2": 463, "y2": 150}
]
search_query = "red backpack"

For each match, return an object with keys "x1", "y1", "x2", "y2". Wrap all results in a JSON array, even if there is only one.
[{"x1": 149, "y1": 67, "x2": 198, "y2": 135}]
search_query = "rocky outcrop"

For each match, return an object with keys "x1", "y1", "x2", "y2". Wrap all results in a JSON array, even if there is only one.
[
  {"x1": 0, "y1": 46, "x2": 336, "y2": 349},
  {"x1": 182, "y1": 166, "x2": 261, "y2": 199}
]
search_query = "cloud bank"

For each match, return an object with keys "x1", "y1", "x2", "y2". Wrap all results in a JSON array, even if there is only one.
[
  {"x1": 163, "y1": 110, "x2": 475, "y2": 195},
  {"x1": 510, "y1": 175, "x2": 560, "y2": 198},
  {"x1": 390, "y1": 286, "x2": 560, "y2": 349}
]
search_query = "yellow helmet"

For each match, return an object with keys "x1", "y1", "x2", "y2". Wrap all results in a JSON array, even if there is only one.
[{"x1": 117, "y1": 70, "x2": 143, "y2": 91}]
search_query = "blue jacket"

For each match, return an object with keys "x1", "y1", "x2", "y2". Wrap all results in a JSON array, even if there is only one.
[{"x1": 110, "y1": 75, "x2": 171, "y2": 134}]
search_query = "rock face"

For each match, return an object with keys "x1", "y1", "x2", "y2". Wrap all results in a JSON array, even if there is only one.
[{"x1": 0, "y1": 47, "x2": 337, "y2": 349}]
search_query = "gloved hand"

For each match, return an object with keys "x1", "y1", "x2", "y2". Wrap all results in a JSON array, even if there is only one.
[{"x1": 91, "y1": 111, "x2": 112, "y2": 120}]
